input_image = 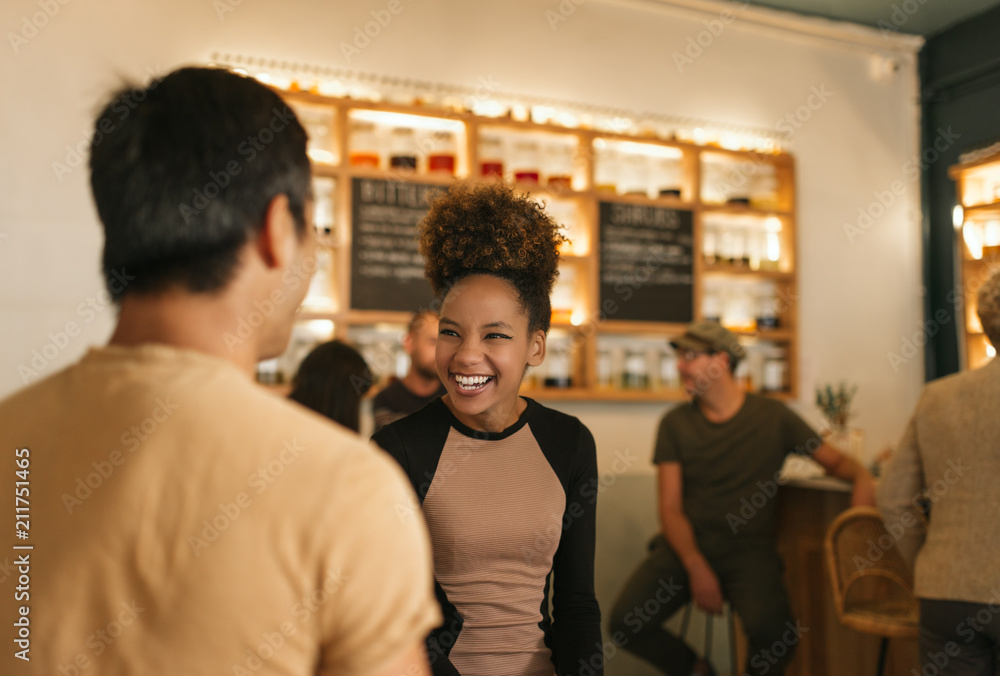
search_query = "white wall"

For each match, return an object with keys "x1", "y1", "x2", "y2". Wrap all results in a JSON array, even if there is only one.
[{"x1": 0, "y1": 0, "x2": 925, "y2": 466}]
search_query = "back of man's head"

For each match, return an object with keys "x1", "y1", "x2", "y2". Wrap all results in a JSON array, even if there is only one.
[{"x1": 89, "y1": 67, "x2": 311, "y2": 302}]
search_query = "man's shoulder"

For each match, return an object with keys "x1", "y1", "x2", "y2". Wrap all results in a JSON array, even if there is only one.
[
  {"x1": 743, "y1": 392, "x2": 792, "y2": 417},
  {"x1": 660, "y1": 400, "x2": 698, "y2": 424},
  {"x1": 920, "y1": 358, "x2": 1000, "y2": 409}
]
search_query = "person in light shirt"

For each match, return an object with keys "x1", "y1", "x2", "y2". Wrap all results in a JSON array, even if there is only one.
[
  {"x1": 0, "y1": 66, "x2": 438, "y2": 676},
  {"x1": 878, "y1": 268, "x2": 1000, "y2": 676}
]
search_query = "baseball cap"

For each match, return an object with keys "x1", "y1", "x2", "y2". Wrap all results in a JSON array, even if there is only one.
[{"x1": 669, "y1": 321, "x2": 746, "y2": 362}]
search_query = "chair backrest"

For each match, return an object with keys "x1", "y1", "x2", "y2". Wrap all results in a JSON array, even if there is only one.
[{"x1": 824, "y1": 506, "x2": 917, "y2": 627}]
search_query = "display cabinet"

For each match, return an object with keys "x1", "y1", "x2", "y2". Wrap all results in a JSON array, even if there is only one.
[
  {"x1": 949, "y1": 150, "x2": 1000, "y2": 370},
  {"x1": 261, "y1": 86, "x2": 799, "y2": 401}
]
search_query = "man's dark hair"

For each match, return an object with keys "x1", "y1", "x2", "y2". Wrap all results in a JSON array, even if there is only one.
[{"x1": 89, "y1": 67, "x2": 311, "y2": 301}]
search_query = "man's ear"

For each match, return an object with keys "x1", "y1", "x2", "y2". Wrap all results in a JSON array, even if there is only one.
[
  {"x1": 526, "y1": 330, "x2": 546, "y2": 367},
  {"x1": 255, "y1": 194, "x2": 294, "y2": 270}
]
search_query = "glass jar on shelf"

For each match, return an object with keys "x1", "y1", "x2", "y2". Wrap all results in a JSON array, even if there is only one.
[
  {"x1": 596, "y1": 348, "x2": 613, "y2": 389},
  {"x1": 479, "y1": 135, "x2": 504, "y2": 179},
  {"x1": 718, "y1": 226, "x2": 743, "y2": 266},
  {"x1": 657, "y1": 156, "x2": 683, "y2": 198},
  {"x1": 750, "y1": 164, "x2": 779, "y2": 210},
  {"x1": 595, "y1": 147, "x2": 620, "y2": 193},
  {"x1": 389, "y1": 127, "x2": 418, "y2": 171},
  {"x1": 763, "y1": 217, "x2": 784, "y2": 270},
  {"x1": 312, "y1": 177, "x2": 336, "y2": 241},
  {"x1": 721, "y1": 287, "x2": 756, "y2": 333},
  {"x1": 731, "y1": 227, "x2": 748, "y2": 266},
  {"x1": 724, "y1": 162, "x2": 752, "y2": 205},
  {"x1": 620, "y1": 153, "x2": 649, "y2": 197},
  {"x1": 511, "y1": 140, "x2": 541, "y2": 184},
  {"x1": 545, "y1": 143, "x2": 575, "y2": 190},
  {"x1": 428, "y1": 130, "x2": 457, "y2": 175},
  {"x1": 348, "y1": 121, "x2": 380, "y2": 168},
  {"x1": 700, "y1": 157, "x2": 727, "y2": 204},
  {"x1": 746, "y1": 228, "x2": 766, "y2": 271},
  {"x1": 623, "y1": 350, "x2": 648, "y2": 389},
  {"x1": 660, "y1": 350, "x2": 679, "y2": 389},
  {"x1": 645, "y1": 347, "x2": 662, "y2": 389},
  {"x1": 544, "y1": 346, "x2": 572, "y2": 388},
  {"x1": 295, "y1": 106, "x2": 335, "y2": 165},
  {"x1": 304, "y1": 248, "x2": 335, "y2": 308},
  {"x1": 756, "y1": 291, "x2": 780, "y2": 330},
  {"x1": 702, "y1": 222, "x2": 719, "y2": 265},
  {"x1": 762, "y1": 350, "x2": 789, "y2": 392},
  {"x1": 702, "y1": 288, "x2": 722, "y2": 324}
]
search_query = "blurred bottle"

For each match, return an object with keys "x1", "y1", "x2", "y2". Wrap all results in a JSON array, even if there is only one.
[
  {"x1": 479, "y1": 135, "x2": 504, "y2": 179},
  {"x1": 348, "y1": 121, "x2": 380, "y2": 168},
  {"x1": 389, "y1": 127, "x2": 418, "y2": 171},
  {"x1": 428, "y1": 130, "x2": 457, "y2": 175},
  {"x1": 511, "y1": 140, "x2": 541, "y2": 184}
]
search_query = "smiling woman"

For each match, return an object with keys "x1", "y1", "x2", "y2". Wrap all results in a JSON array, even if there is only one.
[{"x1": 372, "y1": 182, "x2": 603, "y2": 676}]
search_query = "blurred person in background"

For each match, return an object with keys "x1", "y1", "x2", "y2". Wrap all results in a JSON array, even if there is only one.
[
  {"x1": 372, "y1": 310, "x2": 446, "y2": 432},
  {"x1": 289, "y1": 339, "x2": 372, "y2": 432},
  {"x1": 611, "y1": 320, "x2": 877, "y2": 676},
  {"x1": 878, "y1": 267, "x2": 1000, "y2": 676}
]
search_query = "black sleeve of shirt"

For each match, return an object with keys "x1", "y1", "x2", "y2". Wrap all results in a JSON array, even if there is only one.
[
  {"x1": 531, "y1": 406, "x2": 604, "y2": 676},
  {"x1": 371, "y1": 407, "x2": 462, "y2": 676}
]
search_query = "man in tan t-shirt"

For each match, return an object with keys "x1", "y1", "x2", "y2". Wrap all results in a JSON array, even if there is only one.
[{"x1": 0, "y1": 67, "x2": 439, "y2": 675}]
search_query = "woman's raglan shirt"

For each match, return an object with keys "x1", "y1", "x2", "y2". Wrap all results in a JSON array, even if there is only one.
[{"x1": 372, "y1": 397, "x2": 603, "y2": 676}]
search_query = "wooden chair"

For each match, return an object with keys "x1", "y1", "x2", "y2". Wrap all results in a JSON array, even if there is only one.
[{"x1": 824, "y1": 506, "x2": 919, "y2": 676}]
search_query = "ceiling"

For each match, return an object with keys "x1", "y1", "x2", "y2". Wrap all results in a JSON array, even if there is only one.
[{"x1": 742, "y1": 0, "x2": 1000, "y2": 36}]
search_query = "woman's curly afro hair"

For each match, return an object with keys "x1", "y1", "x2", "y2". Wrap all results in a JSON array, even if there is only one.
[{"x1": 419, "y1": 182, "x2": 567, "y2": 334}]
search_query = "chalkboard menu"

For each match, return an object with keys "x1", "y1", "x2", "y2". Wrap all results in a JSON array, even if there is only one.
[
  {"x1": 598, "y1": 201, "x2": 694, "y2": 323},
  {"x1": 350, "y1": 178, "x2": 439, "y2": 312}
]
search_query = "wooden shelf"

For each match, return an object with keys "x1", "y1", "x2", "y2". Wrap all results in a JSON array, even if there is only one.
[
  {"x1": 701, "y1": 203, "x2": 793, "y2": 218},
  {"x1": 950, "y1": 150, "x2": 1000, "y2": 371},
  {"x1": 962, "y1": 201, "x2": 1000, "y2": 215},
  {"x1": 269, "y1": 86, "x2": 799, "y2": 400},
  {"x1": 702, "y1": 264, "x2": 794, "y2": 280}
]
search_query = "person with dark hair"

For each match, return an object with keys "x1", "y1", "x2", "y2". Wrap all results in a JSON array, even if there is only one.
[
  {"x1": 372, "y1": 310, "x2": 446, "y2": 433},
  {"x1": 610, "y1": 320, "x2": 876, "y2": 676},
  {"x1": 289, "y1": 339, "x2": 372, "y2": 432},
  {"x1": 372, "y1": 182, "x2": 603, "y2": 676},
  {"x1": 878, "y1": 267, "x2": 1000, "y2": 676},
  {"x1": 0, "y1": 67, "x2": 438, "y2": 675}
]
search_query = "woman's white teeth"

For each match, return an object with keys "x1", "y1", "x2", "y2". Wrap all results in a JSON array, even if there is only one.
[{"x1": 456, "y1": 375, "x2": 492, "y2": 388}]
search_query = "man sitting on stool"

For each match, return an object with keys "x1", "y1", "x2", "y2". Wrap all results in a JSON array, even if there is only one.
[{"x1": 610, "y1": 321, "x2": 876, "y2": 676}]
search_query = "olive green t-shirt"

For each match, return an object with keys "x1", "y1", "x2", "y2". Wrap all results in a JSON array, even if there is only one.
[{"x1": 654, "y1": 394, "x2": 820, "y2": 544}]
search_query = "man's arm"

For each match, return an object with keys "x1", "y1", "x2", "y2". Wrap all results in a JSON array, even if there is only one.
[
  {"x1": 658, "y1": 462, "x2": 723, "y2": 614},
  {"x1": 369, "y1": 642, "x2": 431, "y2": 676},
  {"x1": 811, "y1": 443, "x2": 877, "y2": 506}
]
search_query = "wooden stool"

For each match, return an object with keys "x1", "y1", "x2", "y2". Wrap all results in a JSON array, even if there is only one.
[{"x1": 679, "y1": 601, "x2": 740, "y2": 675}]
